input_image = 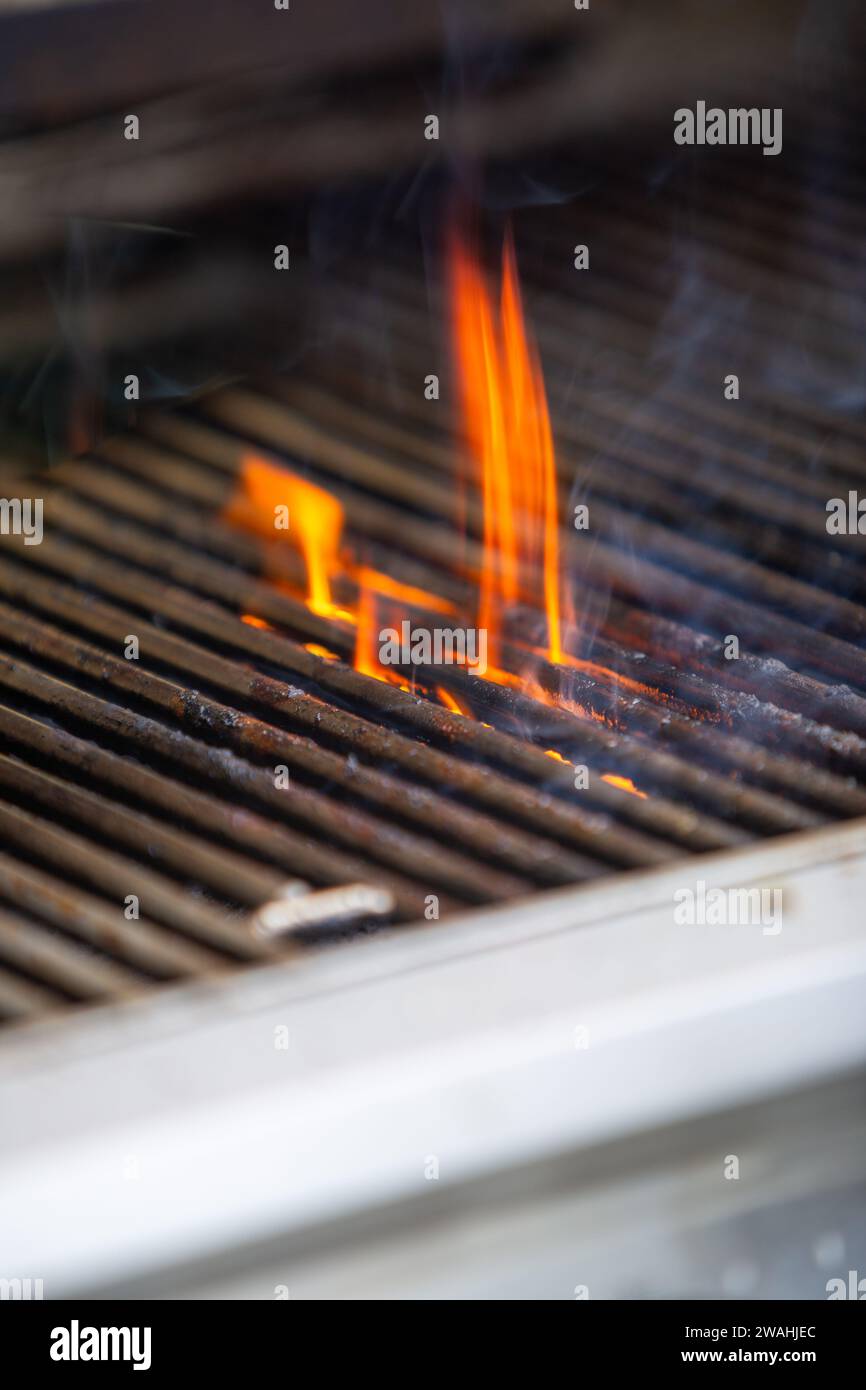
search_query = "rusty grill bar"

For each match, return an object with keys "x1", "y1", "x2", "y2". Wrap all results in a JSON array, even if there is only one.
[{"x1": 1, "y1": 145, "x2": 866, "y2": 1029}]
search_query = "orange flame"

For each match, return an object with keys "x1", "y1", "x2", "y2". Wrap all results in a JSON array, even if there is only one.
[
  {"x1": 353, "y1": 567, "x2": 457, "y2": 617},
  {"x1": 437, "y1": 685, "x2": 474, "y2": 718},
  {"x1": 601, "y1": 773, "x2": 648, "y2": 800},
  {"x1": 544, "y1": 748, "x2": 570, "y2": 764},
  {"x1": 452, "y1": 228, "x2": 562, "y2": 668},
  {"x1": 352, "y1": 565, "x2": 458, "y2": 685},
  {"x1": 225, "y1": 454, "x2": 345, "y2": 618},
  {"x1": 352, "y1": 568, "x2": 413, "y2": 689},
  {"x1": 353, "y1": 568, "x2": 383, "y2": 680}
]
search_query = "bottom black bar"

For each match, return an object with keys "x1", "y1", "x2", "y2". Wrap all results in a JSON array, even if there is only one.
[{"x1": 5, "y1": 1299, "x2": 862, "y2": 1374}]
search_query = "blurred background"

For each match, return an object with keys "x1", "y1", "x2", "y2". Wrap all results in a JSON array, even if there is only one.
[{"x1": 1, "y1": 0, "x2": 864, "y2": 456}]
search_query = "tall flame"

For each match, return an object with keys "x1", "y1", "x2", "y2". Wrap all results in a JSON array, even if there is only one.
[
  {"x1": 452, "y1": 228, "x2": 562, "y2": 667},
  {"x1": 225, "y1": 453, "x2": 344, "y2": 617}
]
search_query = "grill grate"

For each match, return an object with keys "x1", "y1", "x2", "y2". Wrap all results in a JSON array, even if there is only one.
[{"x1": 1, "y1": 148, "x2": 866, "y2": 1027}]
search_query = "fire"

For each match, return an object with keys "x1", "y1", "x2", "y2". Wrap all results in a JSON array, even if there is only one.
[
  {"x1": 545, "y1": 753, "x2": 648, "y2": 798},
  {"x1": 601, "y1": 773, "x2": 648, "y2": 800},
  {"x1": 452, "y1": 227, "x2": 562, "y2": 668},
  {"x1": 353, "y1": 569, "x2": 382, "y2": 680},
  {"x1": 544, "y1": 748, "x2": 570, "y2": 764},
  {"x1": 351, "y1": 568, "x2": 414, "y2": 688},
  {"x1": 225, "y1": 454, "x2": 345, "y2": 618},
  {"x1": 353, "y1": 565, "x2": 457, "y2": 685},
  {"x1": 221, "y1": 247, "x2": 652, "y2": 805},
  {"x1": 437, "y1": 686, "x2": 474, "y2": 717},
  {"x1": 353, "y1": 567, "x2": 456, "y2": 617}
]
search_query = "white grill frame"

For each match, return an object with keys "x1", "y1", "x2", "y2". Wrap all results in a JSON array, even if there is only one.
[{"x1": 1, "y1": 817, "x2": 865, "y2": 1295}]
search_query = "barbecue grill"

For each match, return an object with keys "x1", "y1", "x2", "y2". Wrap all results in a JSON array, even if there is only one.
[{"x1": 1, "y1": 0, "x2": 865, "y2": 1300}]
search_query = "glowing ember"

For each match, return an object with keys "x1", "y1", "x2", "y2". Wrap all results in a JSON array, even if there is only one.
[
  {"x1": 452, "y1": 227, "x2": 562, "y2": 668},
  {"x1": 304, "y1": 642, "x2": 339, "y2": 661},
  {"x1": 544, "y1": 748, "x2": 570, "y2": 764},
  {"x1": 241, "y1": 613, "x2": 275, "y2": 632},
  {"x1": 601, "y1": 773, "x2": 648, "y2": 800},
  {"x1": 225, "y1": 454, "x2": 345, "y2": 618}
]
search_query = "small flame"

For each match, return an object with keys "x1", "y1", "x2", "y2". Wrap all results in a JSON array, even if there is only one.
[
  {"x1": 452, "y1": 227, "x2": 562, "y2": 668},
  {"x1": 352, "y1": 566, "x2": 457, "y2": 685},
  {"x1": 601, "y1": 773, "x2": 648, "y2": 800},
  {"x1": 353, "y1": 568, "x2": 412, "y2": 689},
  {"x1": 353, "y1": 567, "x2": 457, "y2": 616},
  {"x1": 544, "y1": 748, "x2": 571, "y2": 764},
  {"x1": 437, "y1": 685, "x2": 474, "y2": 718},
  {"x1": 241, "y1": 613, "x2": 275, "y2": 632},
  {"x1": 353, "y1": 569, "x2": 382, "y2": 680},
  {"x1": 226, "y1": 454, "x2": 344, "y2": 618}
]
